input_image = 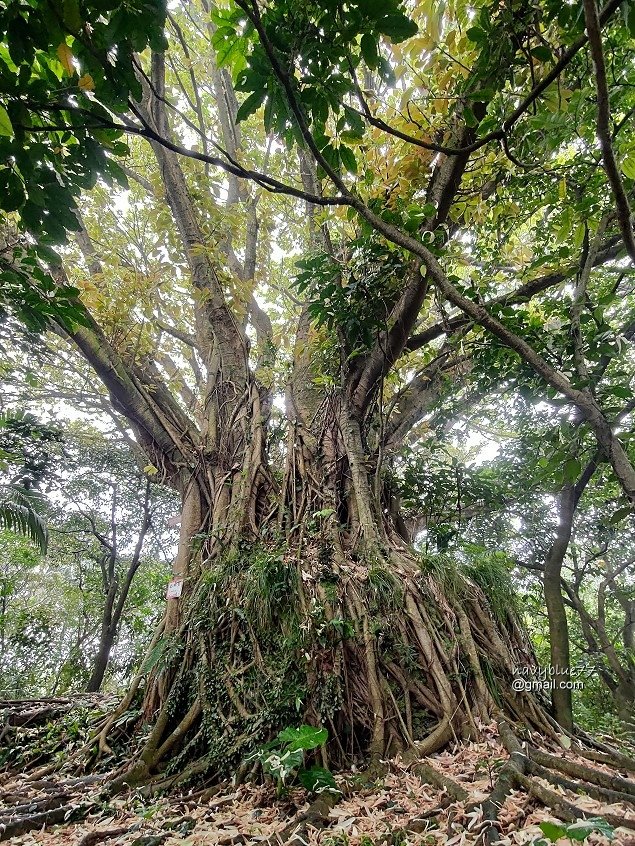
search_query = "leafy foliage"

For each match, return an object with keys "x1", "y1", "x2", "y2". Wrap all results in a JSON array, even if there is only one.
[
  {"x1": 0, "y1": 0, "x2": 166, "y2": 235},
  {"x1": 0, "y1": 490, "x2": 48, "y2": 552},
  {"x1": 0, "y1": 410, "x2": 62, "y2": 551},
  {"x1": 214, "y1": 0, "x2": 417, "y2": 169},
  {"x1": 250, "y1": 724, "x2": 337, "y2": 795},
  {"x1": 0, "y1": 235, "x2": 89, "y2": 336},
  {"x1": 535, "y1": 816, "x2": 615, "y2": 844},
  {"x1": 0, "y1": 425, "x2": 176, "y2": 696},
  {"x1": 0, "y1": 0, "x2": 166, "y2": 334},
  {"x1": 294, "y1": 237, "x2": 407, "y2": 358}
]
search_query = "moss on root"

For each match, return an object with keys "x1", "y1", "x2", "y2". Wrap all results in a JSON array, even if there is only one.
[{"x1": 96, "y1": 541, "x2": 553, "y2": 790}]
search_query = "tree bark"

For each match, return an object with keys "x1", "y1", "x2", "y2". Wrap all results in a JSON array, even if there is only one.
[
  {"x1": 92, "y1": 380, "x2": 557, "y2": 789},
  {"x1": 544, "y1": 487, "x2": 575, "y2": 731},
  {"x1": 86, "y1": 628, "x2": 115, "y2": 693}
]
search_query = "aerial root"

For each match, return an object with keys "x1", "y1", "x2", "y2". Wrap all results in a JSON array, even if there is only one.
[
  {"x1": 527, "y1": 758, "x2": 635, "y2": 806},
  {"x1": 473, "y1": 754, "x2": 635, "y2": 846},
  {"x1": 90, "y1": 619, "x2": 166, "y2": 760},
  {"x1": 0, "y1": 773, "x2": 110, "y2": 841},
  {"x1": 568, "y1": 743, "x2": 635, "y2": 775},
  {"x1": 2, "y1": 723, "x2": 635, "y2": 843},
  {"x1": 265, "y1": 789, "x2": 342, "y2": 846},
  {"x1": 404, "y1": 758, "x2": 468, "y2": 802},
  {"x1": 472, "y1": 722, "x2": 635, "y2": 842},
  {"x1": 133, "y1": 757, "x2": 214, "y2": 799},
  {"x1": 411, "y1": 715, "x2": 454, "y2": 758},
  {"x1": 514, "y1": 770, "x2": 635, "y2": 832}
]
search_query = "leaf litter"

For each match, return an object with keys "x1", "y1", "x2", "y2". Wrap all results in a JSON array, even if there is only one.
[{"x1": 1, "y1": 731, "x2": 634, "y2": 846}]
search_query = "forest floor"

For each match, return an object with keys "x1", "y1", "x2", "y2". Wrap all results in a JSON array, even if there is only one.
[{"x1": 2, "y1": 721, "x2": 635, "y2": 846}]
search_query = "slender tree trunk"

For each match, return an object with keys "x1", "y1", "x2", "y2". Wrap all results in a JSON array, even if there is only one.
[
  {"x1": 544, "y1": 487, "x2": 576, "y2": 731},
  {"x1": 86, "y1": 628, "x2": 116, "y2": 693},
  {"x1": 85, "y1": 575, "x2": 118, "y2": 693},
  {"x1": 614, "y1": 680, "x2": 635, "y2": 725}
]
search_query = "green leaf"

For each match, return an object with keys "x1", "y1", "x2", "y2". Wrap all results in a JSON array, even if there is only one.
[
  {"x1": 377, "y1": 55, "x2": 396, "y2": 86},
  {"x1": 62, "y1": 0, "x2": 82, "y2": 31},
  {"x1": 609, "y1": 505, "x2": 632, "y2": 524},
  {"x1": 236, "y1": 89, "x2": 266, "y2": 122},
  {"x1": 339, "y1": 145, "x2": 357, "y2": 174},
  {"x1": 607, "y1": 385, "x2": 633, "y2": 399},
  {"x1": 313, "y1": 508, "x2": 336, "y2": 519},
  {"x1": 572, "y1": 221, "x2": 586, "y2": 251},
  {"x1": 563, "y1": 458, "x2": 581, "y2": 483},
  {"x1": 214, "y1": 30, "x2": 245, "y2": 70},
  {"x1": 276, "y1": 725, "x2": 328, "y2": 751},
  {"x1": 376, "y1": 13, "x2": 418, "y2": 43},
  {"x1": 0, "y1": 169, "x2": 25, "y2": 212},
  {"x1": 0, "y1": 487, "x2": 48, "y2": 553},
  {"x1": 531, "y1": 45, "x2": 553, "y2": 62},
  {"x1": 343, "y1": 104, "x2": 365, "y2": 136},
  {"x1": 360, "y1": 32, "x2": 379, "y2": 69},
  {"x1": 298, "y1": 766, "x2": 339, "y2": 794},
  {"x1": 566, "y1": 817, "x2": 614, "y2": 842},
  {"x1": 538, "y1": 821, "x2": 568, "y2": 843},
  {"x1": 0, "y1": 104, "x2": 14, "y2": 137},
  {"x1": 556, "y1": 208, "x2": 573, "y2": 243},
  {"x1": 466, "y1": 88, "x2": 495, "y2": 101},
  {"x1": 621, "y1": 151, "x2": 635, "y2": 180},
  {"x1": 466, "y1": 26, "x2": 486, "y2": 44},
  {"x1": 321, "y1": 143, "x2": 340, "y2": 171},
  {"x1": 463, "y1": 106, "x2": 478, "y2": 127},
  {"x1": 141, "y1": 638, "x2": 167, "y2": 673}
]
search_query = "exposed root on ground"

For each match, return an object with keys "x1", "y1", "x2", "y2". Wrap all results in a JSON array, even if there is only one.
[{"x1": 1, "y1": 720, "x2": 634, "y2": 844}]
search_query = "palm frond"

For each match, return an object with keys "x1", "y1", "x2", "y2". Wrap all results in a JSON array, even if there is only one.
[{"x1": 0, "y1": 487, "x2": 48, "y2": 552}]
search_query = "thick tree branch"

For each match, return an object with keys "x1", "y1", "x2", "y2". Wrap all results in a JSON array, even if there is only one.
[
  {"x1": 584, "y1": 0, "x2": 635, "y2": 264},
  {"x1": 135, "y1": 53, "x2": 248, "y2": 383},
  {"x1": 405, "y1": 237, "x2": 623, "y2": 353},
  {"x1": 20, "y1": 105, "x2": 346, "y2": 208},
  {"x1": 382, "y1": 351, "x2": 470, "y2": 448}
]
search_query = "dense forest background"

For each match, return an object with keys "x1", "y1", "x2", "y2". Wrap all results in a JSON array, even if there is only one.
[{"x1": 1, "y1": 0, "x2": 635, "y2": 841}]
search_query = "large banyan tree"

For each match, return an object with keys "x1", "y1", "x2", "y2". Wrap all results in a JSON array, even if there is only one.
[{"x1": 3, "y1": 0, "x2": 635, "y2": 789}]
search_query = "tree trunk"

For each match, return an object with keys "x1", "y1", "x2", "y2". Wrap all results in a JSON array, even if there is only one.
[
  {"x1": 614, "y1": 679, "x2": 635, "y2": 726},
  {"x1": 85, "y1": 485, "x2": 152, "y2": 694},
  {"x1": 543, "y1": 487, "x2": 575, "y2": 732},
  {"x1": 104, "y1": 385, "x2": 555, "y2": 790},
  {"x1": 77, "y1": 47, "x2": 564, "y2": 790},
  {"x1": 86, "y1": 628, "x2": 115, "y2": 693},
  {"x1": 86, "y1": 575, "x2": 118, "y2": 693}
]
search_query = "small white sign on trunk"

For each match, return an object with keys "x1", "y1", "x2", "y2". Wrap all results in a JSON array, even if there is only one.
[{"x1": 166, "y1": 577, "x2": 183, "y2": 599}]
